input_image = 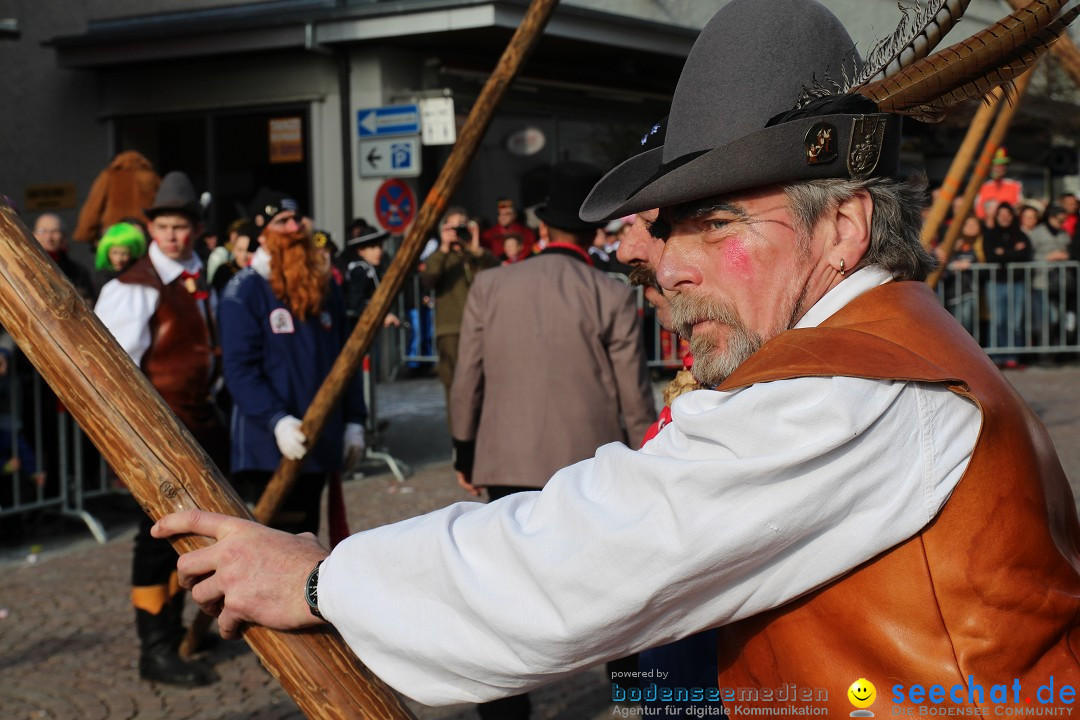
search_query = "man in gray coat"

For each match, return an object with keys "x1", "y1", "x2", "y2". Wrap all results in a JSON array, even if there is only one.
[
  {"x1": 448, "y1": 160, "x2": 655, "y2": 719},
  {"x1": 450, "y1": 161, "x2": 655, "y2": 500}
]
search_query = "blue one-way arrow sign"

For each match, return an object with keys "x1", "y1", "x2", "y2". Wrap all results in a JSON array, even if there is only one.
[{"x1": 357, "y1": 104, "x2": 420, "y2": 137}]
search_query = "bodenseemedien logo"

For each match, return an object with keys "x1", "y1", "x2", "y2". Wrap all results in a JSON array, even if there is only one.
[{"x1": 849, "y1": 678, "x2": 878, "y2": 717}]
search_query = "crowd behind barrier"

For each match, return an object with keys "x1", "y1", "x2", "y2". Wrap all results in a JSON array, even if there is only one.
[{"x1": 936, "y1": 261, "x2": 1080, "y2": 356}]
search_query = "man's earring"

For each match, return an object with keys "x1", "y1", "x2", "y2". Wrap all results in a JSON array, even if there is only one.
[{"x1": 839, "y1": 258, "x2": 845, "y2": 276}]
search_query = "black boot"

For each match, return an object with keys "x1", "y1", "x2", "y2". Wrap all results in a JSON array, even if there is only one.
[{"x1": 136, "y1": 607, "x2": 218, "y2": 687}]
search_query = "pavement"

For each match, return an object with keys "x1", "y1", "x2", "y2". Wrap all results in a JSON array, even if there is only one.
[{"x1": 2, "y1": 366, "x2": 1079, "y2": 719}]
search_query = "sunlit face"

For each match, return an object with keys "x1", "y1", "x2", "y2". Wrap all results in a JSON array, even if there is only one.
[
  {"x1": 265, "y1": 210, "x2": 300, "y2": 235},
  {"x1": 232, "y1": 234, "x2": 254, "y2": 268},
  {"x1": 656, "y1": 186, "x2": 820, "y2": 387},
  {"x1": 107, "y1": 246, "x2": 132, "y2": 271},
  {"x1": 150, "y1": 213, "x2": 198, "y2": 261},
  {"x1": 961, "y1": 216, "x2": 982, "y2": 237},
  {"x1": 502, "y1": 236, "x2": 522, "y2": 259},
  {"x1": 1019, "y1": 207, "x2": 1039, "y2": 230},
  {"x1": 497, "y1": 205, "x2": 516, "y2": 227},
  {"x1": 615, "y1": 209, "x2": 672, "y2": 330},
  {"x1": 441, "y1": 212, "x2": 467, "y2": 244},
  {"x1": 358, "y1": 244, "x2": 384, "y2": 266},
  {"x1": 995, "y1": 205, "x2": 1015, "y2": 228},
  {"x1": 33, "y1": 214, "x2": 65, "y2": 253}
]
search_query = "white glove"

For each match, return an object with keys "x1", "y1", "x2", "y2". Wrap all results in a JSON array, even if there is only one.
[
  {"x1": 343, "y1": 422, "x2": 366, "y2": 471},
  {"x1": 273, "y1": 415, "x2": 308, "y2": 461}
]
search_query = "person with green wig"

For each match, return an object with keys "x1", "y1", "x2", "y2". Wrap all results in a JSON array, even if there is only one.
[{"x1": 93, "y1": 221, "x2": 147, "y2": 297}]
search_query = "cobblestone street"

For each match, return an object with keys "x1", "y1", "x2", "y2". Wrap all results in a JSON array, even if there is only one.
[{"x1": 2, "y1": 368, "x2": 1078, "y2": 719}]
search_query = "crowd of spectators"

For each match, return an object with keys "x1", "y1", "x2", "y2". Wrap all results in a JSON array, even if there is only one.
[{"x1": 931, "y1": 155, "x2": 1080, "y2": 368}]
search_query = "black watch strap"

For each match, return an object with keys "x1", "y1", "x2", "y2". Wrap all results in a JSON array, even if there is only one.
[{"x1": 305, "y1": 559, "x2": 325, "y2": 620}]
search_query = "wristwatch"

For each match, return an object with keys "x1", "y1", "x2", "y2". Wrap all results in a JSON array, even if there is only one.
[{"x1": 305, "y1": 559, "x2": 325, "y2": 620}]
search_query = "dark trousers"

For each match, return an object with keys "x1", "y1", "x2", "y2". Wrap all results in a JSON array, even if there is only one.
[{"x1": 231, "y1": 470, "x2": 328, "y2": 535}]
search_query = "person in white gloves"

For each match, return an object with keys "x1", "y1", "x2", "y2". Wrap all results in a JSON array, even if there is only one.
[{"x1": 218, "y1": 188, "x2": 366, "y2": 534}]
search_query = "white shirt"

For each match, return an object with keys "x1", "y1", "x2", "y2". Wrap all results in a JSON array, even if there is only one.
[
  {"x1": 319, "y1": 267, "x2": 981, "y2": 705},
  {"x1": 95, "y1": 243, "x2": 207, "y2": 364}
]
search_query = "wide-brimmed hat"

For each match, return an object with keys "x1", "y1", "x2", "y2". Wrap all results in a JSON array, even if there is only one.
[
  {"x1": 346, "y1": 223, "x2": 389, "y2": 248},
  {"x1": 535, "y1": 162, "x2": 605, "y2": 232},
  {"x1": 580, "y1": 0, "x2": 902, "y2": 222},
  {"x1": 145, "y1": 171, "x2": 202, "y2": 220}
]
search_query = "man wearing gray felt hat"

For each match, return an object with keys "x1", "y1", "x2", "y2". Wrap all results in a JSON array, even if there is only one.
[{"x1": 153, "y1": 0, "x2": 1080, "y2": 711}]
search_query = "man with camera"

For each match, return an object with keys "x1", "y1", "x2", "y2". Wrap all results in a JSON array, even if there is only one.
[{"x1": 421, "y1": 207, "x2": 499, "y2": 407}]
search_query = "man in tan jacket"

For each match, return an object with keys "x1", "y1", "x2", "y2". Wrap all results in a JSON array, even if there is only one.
[{"x1": 449, "y1": 162, "x2": 655, "y2": 500}]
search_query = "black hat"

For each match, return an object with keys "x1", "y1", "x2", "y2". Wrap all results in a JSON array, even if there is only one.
[
  {"x1": 535, "y1": 162, "x2": 605, "y2": 232},
  {"x1": 145, "y1": 171, "x2": 202, "y2": 220},
  {"x1": 580, "y1": 0, "x2": 902, "y2": 222},
  {"x1": 346, "y1": 223, "x2": 389, "y2": 248},
  {"x1": 248, "y1": 187, "x2": 299, "y2": 225}
]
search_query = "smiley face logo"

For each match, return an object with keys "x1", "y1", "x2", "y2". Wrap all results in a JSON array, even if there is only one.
[{"x1": 848, "y1": 678, "x2": 877, "y2": 710}]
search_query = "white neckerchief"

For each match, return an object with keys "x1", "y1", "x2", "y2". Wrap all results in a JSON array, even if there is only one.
[{"x1": 795, "y1": 265, "x2": 893, "y2": 330}]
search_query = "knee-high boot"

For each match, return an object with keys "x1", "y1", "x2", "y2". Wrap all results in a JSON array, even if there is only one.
[{"x1": 133, "y1": 576, "x2": 217, "y2": 686}]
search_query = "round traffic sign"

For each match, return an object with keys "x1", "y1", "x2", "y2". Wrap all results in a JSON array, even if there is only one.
[{"x1": 374, "y1": 178, "x2": 417, "y2": 233}]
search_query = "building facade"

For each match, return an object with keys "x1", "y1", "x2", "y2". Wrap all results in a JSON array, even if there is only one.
[{"x1": 1, "y1": 0, "x2": 1077, "y2": 248}]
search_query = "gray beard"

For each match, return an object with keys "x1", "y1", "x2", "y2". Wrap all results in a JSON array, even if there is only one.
[{"x1": 669, "y1": 283, "x2": 809, "y2": 388}]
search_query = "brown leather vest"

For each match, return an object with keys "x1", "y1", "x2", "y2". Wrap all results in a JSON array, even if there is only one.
[
  {"x1": 714, "y1": 281, "x2": 1080, "y2": 713},
  {"x1": 117, "y1": 256, "x2": 216, "y2": 430}
]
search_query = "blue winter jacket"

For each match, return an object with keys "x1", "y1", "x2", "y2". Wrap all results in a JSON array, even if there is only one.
[{"x1": 219, "y1": 269, "x2": 366, "y2": 473}]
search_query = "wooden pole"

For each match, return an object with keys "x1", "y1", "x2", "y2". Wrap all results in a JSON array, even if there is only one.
[
  {"x1": 0, "y1": 207, "x2": 416, "y2": 719},
  {"x1": 927, "y1": 68, "x2": 1035, "y2": 289},
  {"x1": 920, "y1": 86, "x2": 1006, "y2": 249},
  {"x1": 254, "y1": 0, "x2": 561, "y2": 522}
]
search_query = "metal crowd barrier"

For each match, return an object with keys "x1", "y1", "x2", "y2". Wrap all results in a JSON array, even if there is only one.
[
  {"x1": 0, "y1": 352, "x2": 111, "y2": 543},
  {"x1": 392, "y1": 261, "x2": 1080, "y2": 372},
  {"x1": 934, "y1": 261, "x2": 1080, "y2": 356}
]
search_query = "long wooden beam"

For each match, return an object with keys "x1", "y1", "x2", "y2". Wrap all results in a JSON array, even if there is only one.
[
  {"x1": 255, "y1": 0, "x2": 561, "y2": 522},
  {"x1": 927, "y1": 68, "x2": 1035, "y2": 289},
  {"x1": 920, "y1": 86, "x2": 1006, "y2": 250},
  {"x1": 0, "y1": 206, "x2": 415, "y2": 719}
]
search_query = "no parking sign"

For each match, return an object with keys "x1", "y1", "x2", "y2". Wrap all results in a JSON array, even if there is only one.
[{"x1": 374, "y1": 179, "x2": 417, "y2": 234}]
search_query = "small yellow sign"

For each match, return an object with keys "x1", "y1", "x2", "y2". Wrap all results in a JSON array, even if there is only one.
[
  {"x1": 24, "y1": 183, "x2": 77, "y2": 211},
  {"x1": 269, "y1": 117, "x2": 303, "y2": 164}
]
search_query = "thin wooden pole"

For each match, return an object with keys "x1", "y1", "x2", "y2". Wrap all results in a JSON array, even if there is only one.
[
  {"x1": 927, "y1": 68, "x2": 1035, "y2": 289},
  {"x1": 0, "y1": 206, "x2": 415, "y2": 719},
  {"x1": 920, "y1": 86, "x2": 1006, "y2": 249},
  {"x1": 254, "y1": 0, "x2": 561, "y2": 521}
]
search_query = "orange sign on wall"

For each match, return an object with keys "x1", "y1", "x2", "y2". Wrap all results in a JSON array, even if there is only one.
[{"x1": 269, "y1": 117, "x2": 303, "y2": 164}]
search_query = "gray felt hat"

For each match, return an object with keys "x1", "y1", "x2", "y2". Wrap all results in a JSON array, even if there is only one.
[
  {"x1": 580, "y1": 0, "x2": 903, "y2": 222},
  {"x1": 145, "y1": 171, "x2": 203, "y2": 220}
]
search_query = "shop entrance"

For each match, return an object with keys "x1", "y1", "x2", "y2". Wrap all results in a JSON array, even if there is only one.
[{"x1": 115, "y1": 105, "x2": 312, "y2": 237}]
